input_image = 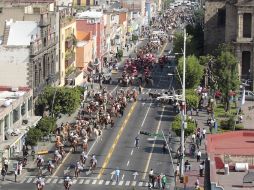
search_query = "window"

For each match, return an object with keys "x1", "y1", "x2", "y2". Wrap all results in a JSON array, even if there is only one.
[
  {"x1": 21, "y1": 103, "x2": 26, "y2": 116},
  {"x1": 243, "y1": 13, "x2": 252, "y2": 38},
  {"x1": 0, "y1": 8, "x2": 3, "y2": 13},
  {"x1": 217, "y1": 8, "x2": 226, "y2": 27},
  {"x1": 241, "y1": 51, "x2": 251, "y2": 79}
]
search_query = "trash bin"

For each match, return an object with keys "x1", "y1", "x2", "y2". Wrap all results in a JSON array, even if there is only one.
[{"x1": 224, "y1": 164, "x2": 229, "y2": 175}]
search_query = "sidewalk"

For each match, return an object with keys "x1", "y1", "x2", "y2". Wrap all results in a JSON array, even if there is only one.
[{"x1": 174, "y1": 109, "x2": 210, "y2": 190}]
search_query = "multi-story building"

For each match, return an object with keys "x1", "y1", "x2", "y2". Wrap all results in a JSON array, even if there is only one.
[
  {"x1": 204, "y1": 0, "x2": 254, "y2": 89},
  {"x1": 0, "y1": 1, "x2": 59, "y2": 96},
  {"x1": 0, "y1": 86, "x2": 41, "y2": 169},
  {"x1": 76, "y1": 10, "x2": 105, "y2": 71},
  {"x1": 57, "y1": 7, "x2": 79, "y2": 86}
]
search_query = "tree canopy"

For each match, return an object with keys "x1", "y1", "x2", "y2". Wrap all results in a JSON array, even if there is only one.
[
  {"x1": 25, "y1": 128, "x2": 42, "y2": 147},
  {"x1": 172, "y1": 114, "x2": 196, "y2": 138},
  {"x1": 185, "y1": 89, "x2": 199, "y2": 109},
  {"x1": 36, "y1": 86, "x2": 81, "y2": 116},
  {"x1": 177, "y1": 55, "x2": 204, "y2": 89},
  {"x1": 36, "y1": 117, "x2": 56, "y2": 136}
]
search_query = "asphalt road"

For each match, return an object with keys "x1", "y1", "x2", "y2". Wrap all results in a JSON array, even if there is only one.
[{"x1": 1, "y1": 32, "x2": 177, "y2": 190}]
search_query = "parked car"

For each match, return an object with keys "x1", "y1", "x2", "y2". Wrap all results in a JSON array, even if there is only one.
[{"x1": 240, "y1": 90, "x2": 254, "y2": 101}]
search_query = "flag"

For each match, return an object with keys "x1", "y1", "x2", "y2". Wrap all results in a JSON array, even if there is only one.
[{"x1": 241, "y1": 88, "x2": 245, "y2": 105}]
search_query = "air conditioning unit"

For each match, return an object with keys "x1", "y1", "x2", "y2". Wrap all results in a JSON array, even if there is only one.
[{"x1": 11, "y1": 87, "x2": 19, "y2": 92}]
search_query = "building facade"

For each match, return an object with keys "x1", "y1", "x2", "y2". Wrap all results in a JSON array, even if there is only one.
[
  {"x1": 0, "y1": 86, "x2": 41, "y2": 169},
  {"x1": 204, "y1": 0, "x2": 254, "y2": 89}
]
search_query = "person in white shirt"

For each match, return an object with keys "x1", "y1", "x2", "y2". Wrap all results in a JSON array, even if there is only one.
[
  {"x1": 197, "y1": 150, "x2": 201, "y2": 162},
  {"x1": 148, "y1": 169, "x2": 154, "y2": 182},
  {"x1": 202, "y1": 128, "x2": 206, "y2": 139}
]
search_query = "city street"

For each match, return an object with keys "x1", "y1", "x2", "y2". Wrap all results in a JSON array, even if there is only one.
[{"x1": 1, "y1": 41, "x2": 177, "y2": 190}]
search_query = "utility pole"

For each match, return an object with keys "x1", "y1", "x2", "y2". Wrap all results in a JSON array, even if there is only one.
[{"x1": 180, "y1": 28, "x2": 186, "y2": 178}]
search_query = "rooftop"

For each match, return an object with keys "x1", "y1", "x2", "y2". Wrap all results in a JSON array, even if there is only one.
[
  {"x1": 207, "y1": 131, "x2": 254, "y2": 155},
  {"x1": 76, "y1": 10, "x2": 103, "y2": 19},
  {"x1": 0, "y1": 86, "x2": 31, "y2": 117},
  {"x1": 7, "y1": 20, "x2": 39, "y2": 46},
  {"x1": 208, "y1": 131, "x2": 254, "y2": 190}
]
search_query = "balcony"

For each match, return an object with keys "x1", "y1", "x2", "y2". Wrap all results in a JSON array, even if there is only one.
[
  {"x1": 65, "y1": 37, "x2": 73, "y2": 50},
  {"x1": 65, "y1": 51, "x2": 75, "y2": 68},
  {"x1": 39, "y1": 19, "x2": 49, "y2": 27}
]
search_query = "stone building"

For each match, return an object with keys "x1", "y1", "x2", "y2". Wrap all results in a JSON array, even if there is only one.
[
  {"x1": 0, "y1": 2, "x2": 59, "y2": 96},
  {"x1": 204, "y1": 0, "x2": 254, "y2": 89}
]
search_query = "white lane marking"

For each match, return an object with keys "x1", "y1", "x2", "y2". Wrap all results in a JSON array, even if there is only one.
[
  {"x1": 112, "y1": 181, "x2": 116, "y2": 185},
  {"x1": 26, "y1": 177, "x2": 33, "y2": 183},
  {"x1": 138, "y1": 182, "x2": 143, "y2": 186},
  {"x1": 92, "y1": 179, "x2": 97, "y2": 184},
  {"x1": 126, "y1": 160, "x2": 130, "y2": 166},
  {"x1": 84, "y1": 179, "x2": 91, "y2": 184},
  {"x1": 145, "y1": 182, "x2": 148, "y2": 186},
  {"x1": 121, "y1": 174, "x2": 125, "y2": 180},
  {"x1": 52, "y1": 179, "x2": 58, "y2": 183},
  {"x1": 105, "y1": 181, "x2": 110, "y2": 185},
  {"x1": 130, "y1": 149, "x2": 133, "y2": 155},
  {"x1": 131, "y1": 181, "x2": 137, "y2": 186},
  {"x1": 20, "y1": 177, "x2": 28, "y2": 183},
  {"x1": 58, "y1": 179, "x2": 64, "y2": 183},
  {"x1": 78, "y1": 179, "x2": 84, "y2": 184},
  {"x1": 142, "y1": 106, "x2": 165, "y2": 180},
  {"x1": 118, "y1": 180, "x2": 124, "y2": 186},
  {"x1": 111, "y1": 85, "x2": 119, "y2": 93},
  {"x1": 138, "y1": 102, "x2": 152, "y2": 133},
  {"x1": 46, "y1": 178, "x2": 52, "y2": 183},
  {"x1": 32, "y1": 178, "x2": 37, "y2": 183},
  {"x1": 98, "y1": 180, "x2": 104, "y2": 185},
  {"x1": 72, "y1": 179, "x2": 77, "y2": 184},
  {"x1": 42, "y1": 169, "x2": 47, "y2": 175},
  {"x1": 125, "y1": 181, "x2": 130, "y2": 186}
]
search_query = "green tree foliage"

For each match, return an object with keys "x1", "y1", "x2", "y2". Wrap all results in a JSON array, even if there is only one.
[
  {"x1": 36, "y1": 86, "x2": 81, "y2": 116},
  {"x1": 172, "y1": 115, "x2": 196, "y2": 138},
  {"x1": 177, "y1": 55, "x2": 204, "y2": 89},
  {"x1": 213, "y1": 44, "x2": 240, "y2": 111},
  {"x1": 36, "y1": 117, "x2": 56, "y2": 136},
  {"x1": 185, "y1": 89, "x2": 199, "y2": 109},
  {"x1": 25, "y1": 128, "x2": 42, "y2": 147},
  {"x1": 173, "y1": 32, "x2": 195, "y2": 59}
]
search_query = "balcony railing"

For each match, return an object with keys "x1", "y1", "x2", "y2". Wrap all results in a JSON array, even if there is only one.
[
  {"x1": 30, "y1": 33, "x2": 56, "y2": 55},
  {"x1": 65, "y1": 37, "x2": 73, "y2": 50},
  {"x1": 65, "y1": 54, "x2": 75, "y2": 68}
]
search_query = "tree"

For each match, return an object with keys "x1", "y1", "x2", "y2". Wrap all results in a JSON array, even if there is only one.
[
  {"x1": 177, "y1": 55, "x2": 204, "y2": 89},
  {"x1": 25, "y1": 128, "x2": 42, "y2": 147},
  {"x1": 172, "y1": 115, "x2": 196, "y2": 138},
  {"x1": 213, "y1": 44, "x2": 240, "y2": 111},
  {"x1": 185, "y1": 89, "x2": 199, "y2": 109},
  {"x1": 36, "y1": 117, "x2": 56, "y2": 136},
  {"x1": 35, "y1": 86, "x2": 81, "y2": 116},
  {"x1": 173, "y1": 32, "x2": 195, "y2": 59}
]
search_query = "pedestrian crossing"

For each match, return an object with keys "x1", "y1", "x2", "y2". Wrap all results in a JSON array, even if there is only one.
[{"x1": 21, "y1": 176, "x2": 156, "y2": 188}]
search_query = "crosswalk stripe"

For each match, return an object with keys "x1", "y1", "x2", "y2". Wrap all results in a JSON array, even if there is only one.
[
  {"x1": 33, "y1": 178, "x2": 37, "y2": 183},
  {"x1": 138, "y1": 182, "x2": 143, "y2": 186},
  {"x1": 84, "y1": 179, "x2": 90, "y2": 184},
  {"x1": 20, "y1": 177, "x2": 28, "y2": 183},
  {"x1": 45, "y1": 178, "x2": 52, "y2": 183},
  {"x1": 52, "y1": 179, "x2": 58, "y2": 183},
  {"x1": 72, "y1": 179, "x2": 77, "y2": 184},
  {"x1": 78, "y1": 179, "x2": 84, "y2": 184},
  {"x1": 46, "y1": 178, "x2": 52, "y2": 183},
  {"x1": 98, "y1": 180, "x2": 104, "y2": 185},
  {"x1": 58, "y1": 179, "x2": 64, "y2": 183},
  {"x1": 131, "y1": 181, "x2": 137, "y2": 186},
  {"x1": 145, "y1": 182, "x2": 148, "y2": 186},
  {"x1": 42, "y1": 169, "x2": 47, "y2": 174},
  {"x1": 92, "y1": 179, "x2": 97, "y2": 184},
  {"x1": 112, "y1": 181, "x2": 116, "y2": 185},
  {"x1": 125, "y1": 181, "x2": 130, "y2": 186},
  {"x1": 26, "y1": 177, "x2": 33, "y2": 183},
  {"x1": 105, "y1": 180, "x2": 110, "y2": 185},
  {"x1": 118, "y1": 181, "x2": 124, "y2": 186}
]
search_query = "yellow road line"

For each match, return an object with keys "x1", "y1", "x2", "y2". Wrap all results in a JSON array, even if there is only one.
[
  {"x1": 97, "y1": 102, "x2": 137, "y2": 179},
  {"x1": 142, "y1": 106, "x2": 165, "y2": 180},
  {"x1": 159, "y1": 42, "x2": 168, "y2": 57}
]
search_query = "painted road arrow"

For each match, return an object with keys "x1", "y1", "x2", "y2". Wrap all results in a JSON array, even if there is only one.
[
  {"x1": 133, "y1": 172, "x2": 139, "y2": 180},
  {"x1": 111, "y1": 171, "x2": 115, "y2": 180}
]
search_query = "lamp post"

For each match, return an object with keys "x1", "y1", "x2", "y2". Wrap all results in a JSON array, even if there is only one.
[{"x1": 180, "y1": 28, "x2": 186, "y2": 178}]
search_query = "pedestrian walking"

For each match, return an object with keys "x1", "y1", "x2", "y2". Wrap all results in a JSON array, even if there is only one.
[
  {"x1": 162, "y1": 175, "x2": 167, "y2": 190},
  {"x1": 1, "y1": 168, "x2": 6, "y2": 181},
  {"x1": 184, "y1": 160, "x2": 191, "y2": 172},
  {"x1": 162, "y1": 141, "x2": 167, "y2": 153},
  {"x1": 14, "y1": 169, "x2": 18, "y2": 182},
  {"x1": 115, "y1": 168, "x2": 120, "y2": 182},
  {"x1": 196, "y1": 108, "x2": 199, "y2": 116},
  {"x1": 135, "y1": 136, "x2": 140, "y2": 148},
  {"x1": 157, "y1": 174, "x2": 162, "y2": 189},
  {"x1": 4, "y1": 158, "x2": 9, "y2": 172},
  {"x1": 199, "y1": 161, "x2": 205, "y2": 177},
  {"x1": 148, "y1": 169, "x2": 154, "y2": 182},
  {"x1": 151, "y1": 175, "x2": 156, "y2": 188},
  {"x1": 195, "y1": 177, "x2": 200, "y2": 189},
  {"x1": 202, "y1": 128, "x2": 206, "y2": 139},
  {"x1": 197, "y1": 150, "x2": 201, "y2": 162},
  {"x1": 191, "y1": 133, "x2": 196, "y2": 143}
]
